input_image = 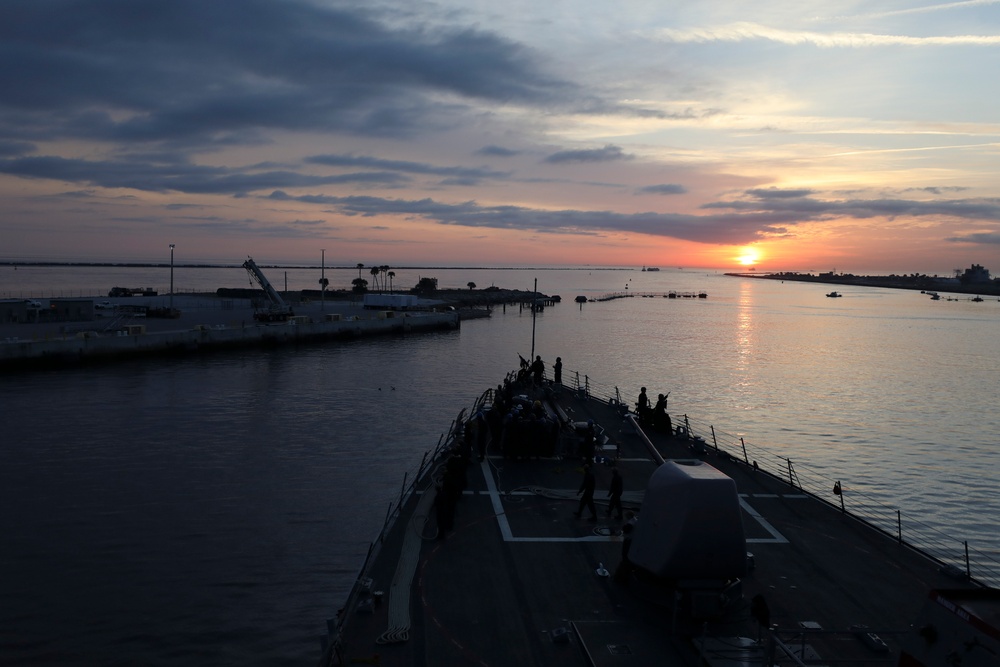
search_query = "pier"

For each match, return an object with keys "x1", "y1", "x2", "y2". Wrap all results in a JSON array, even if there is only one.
[{"x1": 0, "y1": 295, "x2": 461, "y2": 369}]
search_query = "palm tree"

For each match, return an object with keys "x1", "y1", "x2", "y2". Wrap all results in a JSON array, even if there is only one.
[
  {"x1": 357, "y1": 263, "x2": 364, "y2": 281},
  {"x1": 388, "y1": 271, "x2": 395, "y2": 293},
  {"x1": 467, "y1": 281, "x2": 476, "y2": 290},
  {"x1": 380, "y1": 265, "x2": 390, "y2": 294},
  {"x1": 369, "y1": 266, "x2": 381, "y2": 293}
]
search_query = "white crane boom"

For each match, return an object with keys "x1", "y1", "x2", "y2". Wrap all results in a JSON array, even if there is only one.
[{"x1": 242, "y1": 257, "x2": 294, "y2": 321}]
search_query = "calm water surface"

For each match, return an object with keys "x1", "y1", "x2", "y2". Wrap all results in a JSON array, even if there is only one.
[{"x1": 2, "y1": 266, "x2": 998, "y2": 665}]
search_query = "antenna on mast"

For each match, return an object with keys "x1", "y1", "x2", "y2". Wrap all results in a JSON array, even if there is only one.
[{"x1": 530, "y1": 278, "x2": 537, "y2": 359}]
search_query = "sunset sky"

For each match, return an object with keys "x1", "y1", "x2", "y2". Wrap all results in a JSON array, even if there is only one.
[{"x1": 3, "y1": 0, "x2": 1000, "y2": 273}]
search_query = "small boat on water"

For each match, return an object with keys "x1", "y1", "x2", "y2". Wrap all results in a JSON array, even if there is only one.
[
  {"x1": 826, "y1": 291, "x2": 842, "y2": 297},
  {"x1": 322, "y1": 364, "x2": 1000, "y2": 666}
]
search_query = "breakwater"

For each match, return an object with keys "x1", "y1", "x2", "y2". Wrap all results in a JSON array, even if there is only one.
[{"x1": 586, "y1": 290, "x2": 707, "y2": 302}]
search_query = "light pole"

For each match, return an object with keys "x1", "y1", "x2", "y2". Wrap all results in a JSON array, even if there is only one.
[
  {"x1": 319, "y1": 249, "x2": 327, "y2": 311},
  {"x1": 169, "y1": 244, "x2": 175, "y2": 310}
]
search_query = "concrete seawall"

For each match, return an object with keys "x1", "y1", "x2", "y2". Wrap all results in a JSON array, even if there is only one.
[{"x1": 1, "y1": 310, "x2": 460, "y2": 369}]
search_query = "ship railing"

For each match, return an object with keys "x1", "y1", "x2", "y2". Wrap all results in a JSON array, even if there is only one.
[
  {"x1": 321, "y1": 385, "x2": 494, "y2": 666},
  {"x1": 680, "y1": 413, "x2": 1000, "y2": 590},
  {"x1": 557, "y1": 370, "x2": 1000, "y2": 590},
  {"x1": 560, "y1": 371, "x2": 633, "y2": 415}
]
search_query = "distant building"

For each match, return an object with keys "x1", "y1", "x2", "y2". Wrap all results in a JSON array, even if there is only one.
[
  {"x1": 2, "y1": 299, "x2": 94, "y2": 324},
  {"x1": 959, "y1": 264, "x2": 991, "y2": 284},
  {"x1": 48, "y1": 299, "x2": 95, "y2": 322},
  {"x1": 1, "y1": 299, "x2": 32, "y2": 324},
  {"x1": 362, "y1": 293, "x2": 418, "y2": 310}
]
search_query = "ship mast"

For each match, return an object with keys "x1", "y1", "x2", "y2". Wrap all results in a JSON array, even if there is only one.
[{"x1": 530, "y1": 277, "x2": 537, "y2": 359}]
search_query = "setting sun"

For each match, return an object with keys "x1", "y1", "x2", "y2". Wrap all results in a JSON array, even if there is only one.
[{"x1": 736, "y1": 248, "x2": 760, "y2": 266}]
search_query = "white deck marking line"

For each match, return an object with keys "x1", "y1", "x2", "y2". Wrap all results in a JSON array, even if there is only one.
[
  {"x1": 741, "y1": 496, "x2": 789, "y2": 544},
  {"x1": 480, "y1": 460, "x2": 618, "y2": 543},
  {"x1": 484, "y1": 455, "x2": 649, "y2": 463},
  {"x1": 505, "y1": 536, "x2": 612, "y2": 543},
  {"x1": 480, "y1": 460, "x2": 790, "y2": 544},
  {"x1": 481, "y1": 459, "x2": 513, "y2": 541}
]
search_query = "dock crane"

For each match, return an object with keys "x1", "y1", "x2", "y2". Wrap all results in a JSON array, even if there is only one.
[{"x1": 242, "y1": 257, "x2": 294, "y2": 322}]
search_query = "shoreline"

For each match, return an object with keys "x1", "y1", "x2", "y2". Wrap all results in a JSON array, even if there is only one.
[
  {"x1": 1, "y1": 260, "x2": 631, "y2": 271},
  {"x1": 726, "y1": 271, "x2": 1000, "y2": 297}
]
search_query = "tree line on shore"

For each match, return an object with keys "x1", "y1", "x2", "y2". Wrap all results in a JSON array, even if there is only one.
[{"x1": 740, "y1": 264, "x2": 1000, "y2": 295}]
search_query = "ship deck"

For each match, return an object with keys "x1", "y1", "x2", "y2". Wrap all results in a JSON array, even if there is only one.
[{"x1": 329, "y1": 379, "x2": 981, "y2": 666}]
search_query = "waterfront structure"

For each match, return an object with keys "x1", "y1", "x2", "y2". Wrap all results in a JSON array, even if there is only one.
[{"x1": 0, "y1": 295, "x2": 459, "y2": 368}]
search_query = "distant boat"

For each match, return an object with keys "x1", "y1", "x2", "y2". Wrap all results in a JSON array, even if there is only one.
[
  {"x1": 646, "y1": 267, "x2": 660, "y2": 272},
  {"x1": 972, "y1": 296, "x2": 984, "y2": 302},
  {"x1": 826, "y1": 291, "x2": 842, "y2": 298},
  {"x1": 928, "y1": 292, "x2": 940, "y2": 300}
]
